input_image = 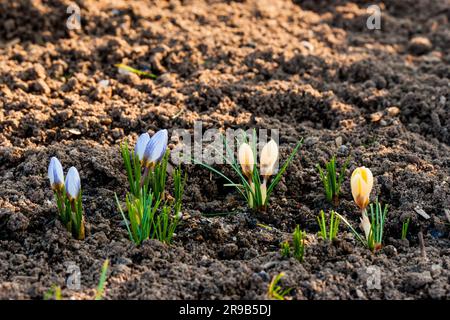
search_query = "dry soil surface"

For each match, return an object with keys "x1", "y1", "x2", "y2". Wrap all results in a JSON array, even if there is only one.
[{"x1": 0, "y1": 0, "x2": 449, "y2": 299}]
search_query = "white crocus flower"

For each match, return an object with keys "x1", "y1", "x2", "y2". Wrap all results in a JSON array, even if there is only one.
[
  {"x1": 260, "y1": 139, "x2": 279, "y2": 177},
  {"x1": 351, "y1": 167, "x2": 374, "y2": 211},
  {"x1": 48, "y1": 157, "x2": 64, "y2": 191},
  {"x1": 134, "y1": 132, "x2": 150, "y2": 162},
  {"x1": 238, "y1": 143, "x2": 255, "y2": 178},
  {"x1": 143, "y1": 129, "x2": 168, "y2": 168},
  {"x1": 65, "y1": 167, "x2": 81, "y2": 200}
]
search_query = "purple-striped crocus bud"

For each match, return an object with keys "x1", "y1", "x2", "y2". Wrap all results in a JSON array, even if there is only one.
[
  {"x1": 134, "y1": 132, "x2": 150, "y2": 162},
  {"x1": 48, "y1": 157, "x2": 64, "y2": 191},
  {"x1": 65, "y1": 167, "x2": 81, "y2": 200},
  {"x1": 143, "y1": 129, "x2": 168, "y2": 168}
]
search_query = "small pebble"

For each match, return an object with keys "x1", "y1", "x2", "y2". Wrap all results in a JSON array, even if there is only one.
[
  {"x1": 355, "y1": 289, "x2": 367, "y2": 299},
  {"x1": 408, "y1": 36, "x2": 432, "y2": 55},
  {"x1": 337, "y1": 145, "x2": 349, "y2": 156},
  {"x1": 383, "y1": 245, "x2": 397, "y2": 257},
  {"x1": 98, "y1": 79, "x2": 110, "y2": 87},
  {"x1": 257, "y1": 271, "x2": 270, "y2": 281},
  {"x1": 370, "y1": 111, "x2": 383, "y2": 122},
  {"x1": 117, "y1": 257, "x2": 133, "y2": 266},
  {"x1": 386, "y1": 106, "x2": 400, "y2": 117},
  {"x1": 304, "y1": 136, "x2": 318, "y2": 147}
]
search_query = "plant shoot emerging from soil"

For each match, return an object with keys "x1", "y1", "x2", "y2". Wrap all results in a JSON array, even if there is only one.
[
  {"x1": 48, "y1": 158, "x2": 85, "y2": 240},
  {"x1": 280, "y1": 241, "x2": 291, "y2": 259},
  {"x1": 317, "y1": 209, "x2": 341, "y2": 241},
  {"x1": 116, "y1": 172, "x2": 184, "y2": 245},
  {"x1": 293, "y1": 226, "x2": 306, "y2": 262},
  {"x1": 280, "y1": 225, "x2": 306, "y2": 262},
  {"x1": 267, "y1": 272, "x2": 292, "y2": 300},
  {"x1": 44, "y1": 285, "x2": 62, "y2": 300},
  {"x1": 196, "y1": 130, "x2": 302, "y2": 211},
  {"x1": 317, "y1": 155, "x2": 349, "y2": 205},
  {"x1": 401, "y1": 217, "x2": 411, "y2": 240},
  {"x1": 94, "y1": 259, "x2": 110, "y2": 300},
  {"x1": 337, "y1": 198, "x2": 388, "y2": 251}
]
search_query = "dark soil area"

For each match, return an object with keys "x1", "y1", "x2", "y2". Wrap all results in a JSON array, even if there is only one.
[{"x1": 0, "y1": 0, "x2": 449, "y2": 299}]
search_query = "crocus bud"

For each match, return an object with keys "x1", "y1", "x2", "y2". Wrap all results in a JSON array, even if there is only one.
[
  {"x1": 260, "y1": 139, "x2": 278, "y2": 177},
  {"x1": 143, "y1": 129, "x2": 168, "y2": 168},
  {"x1": 134, "y1": 133, "x2": 150, "y2": 162},
  {"x1": 48, "y1": 157, "x2": 64, "y2": 191},
  {"x1": 360, "y1": 214, "x2": 372, "y2": 241},
  {"x1": 65, "y1": 167, "x2": 81, "y2": 200},
  {"x1": 351, "y1": 167, "x2": 373, "y2": 211},
  {"x1": 238, "y1": 143, "x2": 254, "y2": 178}
]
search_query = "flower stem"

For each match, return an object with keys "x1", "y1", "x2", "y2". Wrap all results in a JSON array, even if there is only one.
[{"x1": 140, "y1": 166, "x2": 149, "y2": 189}]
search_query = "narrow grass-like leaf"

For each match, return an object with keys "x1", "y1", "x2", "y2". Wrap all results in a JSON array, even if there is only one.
[
  {"x1": 401, "y1": 217, "x2": 410, "y2": 240},
  {"x1": 335, "y1": 212, "x2": 367, "y2": 246},
  {"x1": 115, "y1": 63, "x2": 157, "y2": 79},
  {"x1": 94, "y1": 259, "x2": 109, "y2": 300},
  {"x1": 265, "y1": 139, "x2": 303, "y2": 203},
  {"x1": 115, "y1": 193, "x2": 133, "y2": 242},
  {"x1": 267, "y1": 272, "x2": 292, "y2": 300}
]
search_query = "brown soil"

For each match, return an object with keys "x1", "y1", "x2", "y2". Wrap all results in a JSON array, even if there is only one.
[{"x1": 0, "y1": 0, "x2": 449, "y2": 300}]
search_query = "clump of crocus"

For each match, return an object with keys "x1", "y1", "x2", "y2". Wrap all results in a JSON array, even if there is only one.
[
  {"x1": 317, "y1": 209, "x2": 341, "y2": 241},
  {"x1": 116, "y1": 189, "x2": 181, "y2": 245},
  {"x1": 48, "y1": 157, "x2": 85, "y2": 240},
  {"x1": 117, "y1": 129, "x2": 185, "y2": 245},
  {"x1": 350, "y1": 166, "x2": 373, "y2": 213},
  {"x1": 280, "y1": 225, "x2": 306, "y2": 262},
  {"x1": 236, "y1": 137, "x2": 296, "y2": 210},
  {"x1": 197, "y1": 130, "x2": 302, "y2": 211},
  {"x1": 337, "y1": 166, "x2": 389, "y2": 251}
]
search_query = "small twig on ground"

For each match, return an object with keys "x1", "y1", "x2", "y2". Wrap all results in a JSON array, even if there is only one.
[
  {"x1": 444, "y1": 209, "x2": 450, "y2": 224},
  {"x1": 418, "y1": 230, "x2": 427, "y2": 260},
  {"x1": 171, "y1": 108, "x2": 184, "y2": 119}
]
